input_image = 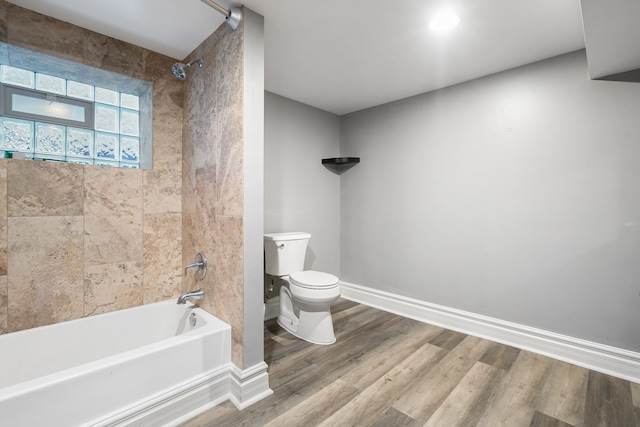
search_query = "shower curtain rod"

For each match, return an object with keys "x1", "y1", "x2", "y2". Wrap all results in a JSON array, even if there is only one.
[
  {"x1": 200, "y1": 0, "x2": 230, "y2": 17},
  {"x1": 200, "y1": 0, "x2": 242, "y2": 30}
]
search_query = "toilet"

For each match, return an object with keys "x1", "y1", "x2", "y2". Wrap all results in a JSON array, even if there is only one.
[{"x1": 264, "y1": 232, "x2": 341, "y2": 345}]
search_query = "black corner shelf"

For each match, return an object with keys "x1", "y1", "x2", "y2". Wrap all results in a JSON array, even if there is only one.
[{"x1": 322, "y1": 157, "x2": 360, "y2": 175}]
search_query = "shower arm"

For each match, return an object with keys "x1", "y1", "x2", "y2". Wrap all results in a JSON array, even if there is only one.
[{"x1": 200, "y1": 0, "x2": 242, "y2": 30}]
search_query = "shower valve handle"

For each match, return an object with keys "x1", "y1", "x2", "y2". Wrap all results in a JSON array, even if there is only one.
[{"x1": 184, "y1": 252, "x2": 207, "y2": 280}]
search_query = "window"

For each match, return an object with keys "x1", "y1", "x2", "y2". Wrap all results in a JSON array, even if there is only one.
[
  {"x1": 3, "y1": 85, "x2": 94, "y2": 128},
  {"x1": 0, "y1": 42, "x2": 152, "y2": 169}
]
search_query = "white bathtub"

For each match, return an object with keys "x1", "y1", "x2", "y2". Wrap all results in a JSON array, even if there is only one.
[{"x1": 0, "y1": 300, "x2": 233, "y2": 426}]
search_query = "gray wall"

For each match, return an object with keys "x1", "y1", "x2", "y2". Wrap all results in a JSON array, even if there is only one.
[
  {"x1": 340, "y1": 50, "x2": 640, "y2": 352},
  {"x1": 264, "y1": 92, "x2": 341, "y2": 275},
  {"x1": 242, "y1": 8, "x2": 265, "y2": 368}
]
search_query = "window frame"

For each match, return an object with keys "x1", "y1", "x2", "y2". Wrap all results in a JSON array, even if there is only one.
[{"x1": 1, "y1": 83, "x2": 95, "y2": 129}]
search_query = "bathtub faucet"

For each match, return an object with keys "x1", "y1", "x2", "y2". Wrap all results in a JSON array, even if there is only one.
[{"x1": 177, "y1": 289, "x2": 205, "y2": 304}]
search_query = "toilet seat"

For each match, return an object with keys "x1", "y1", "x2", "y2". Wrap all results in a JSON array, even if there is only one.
[{"x1": 289, "y1": 271, "x2": 339, "y2": 289}]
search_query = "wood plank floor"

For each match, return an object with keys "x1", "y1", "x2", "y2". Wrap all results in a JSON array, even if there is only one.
[{"x1": 181, "y1": 299, "x2": 640, "y2": 427}]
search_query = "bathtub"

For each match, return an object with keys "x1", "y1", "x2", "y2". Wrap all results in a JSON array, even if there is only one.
[{"x1": 0, "y1": 300, "x2": 233, "y2": 426}]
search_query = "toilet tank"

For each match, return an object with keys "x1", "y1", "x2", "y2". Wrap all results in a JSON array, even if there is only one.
[{"x1": 264, "y1": 232, "x2": 311, "y2": 276}]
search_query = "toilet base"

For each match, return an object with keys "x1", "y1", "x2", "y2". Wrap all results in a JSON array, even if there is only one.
[
  {"x1": 264, "y1": 296, "x2": 280, "y2": 321},
  {"x1": 278, "y1": 286, "x2": 337, "y2": 345}
]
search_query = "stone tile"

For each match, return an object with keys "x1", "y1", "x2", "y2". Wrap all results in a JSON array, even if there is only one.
[
  {"x1": 0, "y1": 275, "x2": 7, "y2": 335},
  {"x1": 180, "y1": 166, "x2": 218, "y2": 302},
  {"x1": 184, "y1": 43, "x2": 217, "y2": 122},
  {"x1": 210, "y1": 24, "x2": 243, "y2": 114},
  {"x1": 6, "y1": 4, "x2": 84, "y2": 62},
  {"x1": 0, "y1": 160, "x2": 6, "y2": 276},
  {"x1": 83, "y1": 32, "x2": 146, "y2": 79},
  {"x1": 84, "y1": 261, "x2": 143, "y2": 316},
  {"x1": 216, "y1": 216, "x2": 244, "y2": 367},
  {"x1": 143, "y1": 160, "x2": 182, "y2": 215},
  {"x1": 195, "y1": 166, "x2": 217, "y2": 242},
  {"x1": 0, "y1": 1, "x2": 7, "y2": 41},
  {"x1": 194, "y1": 115, "x2": 216, "y2": 171},
  {"x1": 8, "y1": 216, "x2": 84, "y2": 332},
  {"x1": 84, "y1": 166, "x2": 143, "y2": 265},
  {"x1": 144, "y1": 50, "x2": 180, "y2": 84},
  {"x1": 182, "y1": 146, "x2": 197, "y2": 217},
  {"x1": 143, "y1": 213, "x2": 182, "y2": 303},
  {"x1": 216, "y1": 103, "x2": 244, "y2": 217},
  {"x1": 152, "y1": 117, "x2": 183, "y2": 166},
  {"x1": 152, "y1": 75, "x2": 184, "y2": 159},
  {"x1": 8, "y1": 161, "x2": 84, "y2": 217},
  {"x1": 179, "y1": 14, "x2": 247, "y2": 369},
  {"x1": 181, "y1": 213, "x2": 197, "y2": 285}
]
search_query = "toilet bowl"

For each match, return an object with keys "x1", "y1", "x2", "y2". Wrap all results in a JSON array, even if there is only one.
[
  {"x1": 278, "y1": 271, "x2": 340, "y2": 345},
  {"x1": 264, "y1": 232, "x2": 341, "y2": 345}
]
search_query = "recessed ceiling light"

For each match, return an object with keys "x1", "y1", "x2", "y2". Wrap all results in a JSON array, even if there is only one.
[{"x1": 429, "y1": 8, "x2": 460, "y2": 32}]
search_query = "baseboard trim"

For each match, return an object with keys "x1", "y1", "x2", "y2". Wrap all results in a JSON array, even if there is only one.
[
  {"x1": 97, "y1": 361, "x2": 273, "y2": 426},
  {"x1": 229, "y1": 362, "x2": 274, "y2": 410},
  {"x1": 340, "y1": 281, "x2": 640, "y2": 383}
]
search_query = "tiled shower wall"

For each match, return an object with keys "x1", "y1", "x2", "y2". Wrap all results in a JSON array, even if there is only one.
[
  {"x1": 0, "y1": 1, "x2": 184, "y2": 333},
  {"x1": 182, "y1": 19, "x2": 247, "y2": 368}
]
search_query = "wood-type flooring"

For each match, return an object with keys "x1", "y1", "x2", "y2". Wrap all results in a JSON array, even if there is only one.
[{"x1": 182, "y1": 299, "x2": 640, "y2": 427}]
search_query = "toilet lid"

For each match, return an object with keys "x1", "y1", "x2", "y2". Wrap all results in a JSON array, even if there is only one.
[{"x1": 289, "y1": 271, "x2": 339, "y2": 289}]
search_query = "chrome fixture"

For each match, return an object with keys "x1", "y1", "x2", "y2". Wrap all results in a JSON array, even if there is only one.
[
  {"x1": 184, "y1": 252, "x2": 207, "y2": 279},
  {"x1": 177, "y1": 289, "x2": 205, "y2": 304},
  {"x1": 171, "y1": 58, "x2": 204, "y2": 80},
  {"x1": 200, "y1": 0, "x2": 242, "y2": 30}
]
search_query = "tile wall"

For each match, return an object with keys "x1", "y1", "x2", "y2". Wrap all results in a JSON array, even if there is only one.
[
  {"x1": 182, "y1": 20, "x2": 247, "y2": 367},
  {"x1": 0, "y1": 1, "x2": 184, "y2": 333}
]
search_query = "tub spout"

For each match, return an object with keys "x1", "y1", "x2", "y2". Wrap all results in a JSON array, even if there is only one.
[{"x1": 177, "y1": 289, "x2": 205, "y2": 304}]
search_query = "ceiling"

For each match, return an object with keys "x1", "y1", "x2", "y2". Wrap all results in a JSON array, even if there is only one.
[{"x1": 5, "y1": 1, "x2": 638, "y2": 115}]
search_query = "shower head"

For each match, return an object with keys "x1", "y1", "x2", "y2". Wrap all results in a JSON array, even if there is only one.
[{"x1": 171, "y1": 58, "x2": 204, "y2": 80}]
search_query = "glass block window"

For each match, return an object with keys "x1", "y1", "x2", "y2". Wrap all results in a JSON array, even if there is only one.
[
  {"x1": 0, "y1": 64, "x2": 141, "y2": 168},
  {"x1": 1, "y1": 65, "x2": 35, "y2": 89},
  {"x1": 36, "y1": 73, "x2": 66, "y2": 95},
  {"x1": 67, "y1": 81, "x2": 94, "y2": 101},
  {"x1": 35, "y1": 122, "x2": 65, "y2": 155},
  {"x1": 95, "y1": 103, "x2": 119, "y2": 133},
  {"x1": 0, "y1": 117, "x2": 33, "y2": 152}
]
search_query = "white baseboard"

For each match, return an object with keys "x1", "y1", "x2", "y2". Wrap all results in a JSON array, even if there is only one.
[
  {"x1": 229, "y1": 362, "x2": 274, "y2": 410},
  {"x1": 340, "y1": 281, "x2": 640, "y2": 383}
]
